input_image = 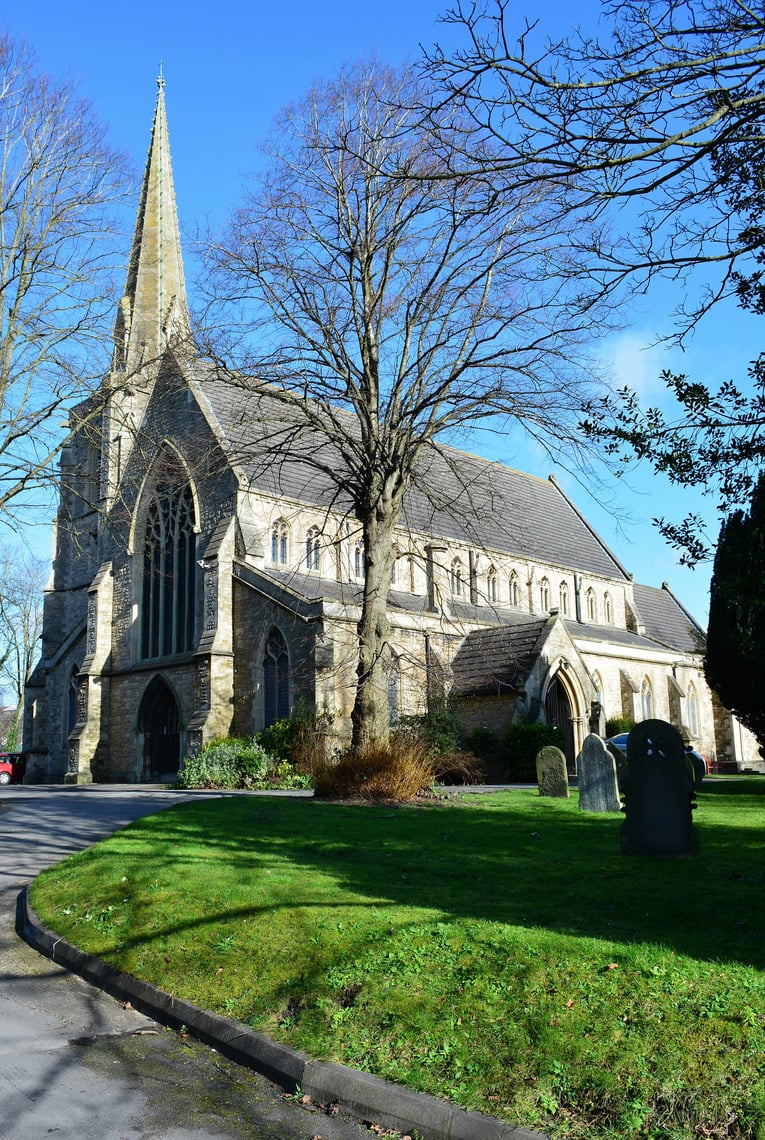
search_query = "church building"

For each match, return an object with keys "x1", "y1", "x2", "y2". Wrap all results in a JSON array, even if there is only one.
[{"x1": 23, "y1": 81, "x2": 762, "y2": 783}]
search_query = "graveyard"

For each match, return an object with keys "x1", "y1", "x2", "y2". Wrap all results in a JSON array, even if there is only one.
[{"x1": 30, "y1": 774, "x2": 765, "y2": 1139}]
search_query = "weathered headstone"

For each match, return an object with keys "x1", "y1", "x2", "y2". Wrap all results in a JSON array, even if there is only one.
[
  {"x1": 620, "y1": 719, "x2": 698, "y2": 856},
  {"x1": 577, "y1": 733, "x2": 620, "y2": 812},
  {"x1": 536, "y1": 745, "x2": 569, "y2": 798}
]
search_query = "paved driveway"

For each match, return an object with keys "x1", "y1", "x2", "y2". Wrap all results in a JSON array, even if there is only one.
[{"x1": 0, "y1": 786, "x2": 370, "y2": 1140}]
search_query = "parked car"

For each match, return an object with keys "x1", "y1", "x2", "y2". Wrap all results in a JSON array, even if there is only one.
[
  {"x1": 0, "y1": 752, "x2": 26, "y2": 785},
  {"x1": 605, "y1": 733, "x2": 708, "y2": 781}
]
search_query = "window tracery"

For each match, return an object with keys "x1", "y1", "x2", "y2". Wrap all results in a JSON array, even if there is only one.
[
  {"x1": 271, "y1": 519, "x2": 289, "y2": 565},
  {"x1": 263, "y1": 627, "x2": 289, "y2": 727},
  {"x1": 140, "y1": 480, "x2": 196, "y2": 659},
  {"x1": 305, "y1": 526, "x2": 320, "y2": 572}
]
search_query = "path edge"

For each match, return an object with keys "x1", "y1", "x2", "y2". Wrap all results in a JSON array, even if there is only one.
[{"x1": 16, "y1": 886, "x2": 547, "y2": 1140}]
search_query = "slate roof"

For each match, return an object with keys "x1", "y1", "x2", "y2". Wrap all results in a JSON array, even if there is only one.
[
  {"x1": 192, "y1": 365, "x2": 629, "y2": 583},
  {"x1": 565, "y1": 619, "x2": 689, "y2": 655},
  {"x1": 450, "y1": 616, "x2": 549, "y2": 696},
  {"x1": 632, "y1": 583, "x2": 705, "y2": 655}
]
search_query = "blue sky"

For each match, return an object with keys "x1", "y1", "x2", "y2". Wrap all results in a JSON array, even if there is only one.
[{"x1": 5, "y1": 0, "x2": 761, "y2": 624}]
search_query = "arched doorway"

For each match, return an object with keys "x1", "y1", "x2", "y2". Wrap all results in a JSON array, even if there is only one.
[
  {"x1": 138, "y1": 676, "x2": 181, "y2": 782},
  {"x1": 545, "y1": 673, "x2": 576, "y2": 772}
]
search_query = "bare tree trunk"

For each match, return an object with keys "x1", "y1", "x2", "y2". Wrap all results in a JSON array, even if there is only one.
[{"x1": 351, "y1": 496, "x2": 398, "y2": 753}]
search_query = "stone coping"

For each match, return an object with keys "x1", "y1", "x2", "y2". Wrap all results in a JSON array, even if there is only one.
[{"x1": 16, "y1": 887, "x2": 547, "y2": 1140}]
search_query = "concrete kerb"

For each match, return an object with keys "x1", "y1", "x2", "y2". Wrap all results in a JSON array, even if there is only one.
[{"x1": 17, "y1": 887, "x2": 547, "y2": 1140}]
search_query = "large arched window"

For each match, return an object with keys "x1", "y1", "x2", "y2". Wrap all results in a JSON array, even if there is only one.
[
  {"x1": 263, "y1": 627, "x2": 290, "y2": 727},
  {"x1": 141, "y1": 481, "x2": 196, "y2": 659},
  {"x1": 509, "y1": 571, "x2": 520, "y2": 607}
]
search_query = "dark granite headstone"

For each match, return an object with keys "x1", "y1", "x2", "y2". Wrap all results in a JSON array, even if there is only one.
[
  {"x1": 578, "y1": 733, "x2": 620, "y2": 812},
  {"x1": 536, "y1": 745, "x2": 569, "y2": 798},
  {"x1": 620, "y1": 719, "x2": 698, "y2": 856}
]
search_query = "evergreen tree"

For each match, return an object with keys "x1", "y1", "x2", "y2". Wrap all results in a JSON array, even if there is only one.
[{"x1": 705, "y1": 472, "x2": 765, "y2": 751}]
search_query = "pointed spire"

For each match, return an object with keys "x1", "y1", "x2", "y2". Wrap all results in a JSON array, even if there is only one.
[{"x1": 114, "y1": 73, "x2": 189, "y2": 373}]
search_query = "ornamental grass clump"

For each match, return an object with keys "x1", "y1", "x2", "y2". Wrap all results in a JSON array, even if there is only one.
[{"x1": 313, "y1": 735, "x2": 436, "y2": 801}]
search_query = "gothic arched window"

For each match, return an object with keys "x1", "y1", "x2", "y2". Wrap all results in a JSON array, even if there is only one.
[
  {"x1": 604, "y1": 592, "x2": 613, "y2": 624},
  {"x1": 263, "y1": 627, "x2": 290, "y2": 727},
  {"x1": 451, "y1": 558, "x2": 463, "y2": 596},
  {"x1": 354, "y1": 541, "x2": 365, "y2": 579},
  {"x1": 488, "y1": 566, "x2": 498, "y2": 603},
  {"x1": 305, "y1": 526, "x2": 320, "y2": 572},
  {"x1": 141, "y1": 481, "x2": 196, "y2": 659},
  {"x1": 559, "y1": 581, "x2": 569, "y2": 616},
  {"x1": 271, "y1": 519, "x2": 289, "y2": 565},
  {"x1": 687, "y1": 682, "x2": 699, "y2": 738},
  {"x1": 510, "y1": 571, "x2": 520, "y2": 607},
  {"x1": 641, "y1": 676, "x2": 654, "y2": 721},
  {"x1": 388, "y1": 655, "x2": 400, "y2": 726},
  {"x1": 592, "y1": 670, "x2": 604, "y2": 706},
  {"x1": 540, "y1": 577, "x2": 550, "y2": 611},
  {"x1": 586, "y1": 588, "x2": 596, "y2": 622}
]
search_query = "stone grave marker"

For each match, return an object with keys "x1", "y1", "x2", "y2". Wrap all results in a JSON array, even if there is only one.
[
  {"x1": 577, "y1": 733, "x2": 620, "y2": 812},
  {"x1": 620, "y1": 719, "x2": 698, "y2": 856},
  {"x1": 536, "y1": 745, "x2": 569, "y2": 798}
]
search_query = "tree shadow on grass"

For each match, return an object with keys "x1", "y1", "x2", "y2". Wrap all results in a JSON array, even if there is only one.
[{"x1": 78, "y1": 780, "x2": 765, "y2": 973}]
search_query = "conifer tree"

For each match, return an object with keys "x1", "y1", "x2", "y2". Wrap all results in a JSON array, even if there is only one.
[{"x1": 705, "y1": 472, "x2": 765, "y2": 752}]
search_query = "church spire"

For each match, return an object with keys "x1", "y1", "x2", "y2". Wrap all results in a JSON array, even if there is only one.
[{"x1": 113, "y1": 73, "x2": 189, "y2": 373}]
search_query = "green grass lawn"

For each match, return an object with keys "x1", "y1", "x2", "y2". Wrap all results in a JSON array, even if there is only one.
[{"x1": 30, "y1": 780, "x2": 765, "y2": 1139}]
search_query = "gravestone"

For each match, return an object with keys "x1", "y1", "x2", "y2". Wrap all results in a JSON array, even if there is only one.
[
  {"x1": 536, "y1": 745, "x2": 569, "y2": 798},
  {"x1": 577, "y1": 733, "x2": 620, "y2": 812},
  {"x1": 620, "y1": 719, "x2": 698, "y2": 856}
]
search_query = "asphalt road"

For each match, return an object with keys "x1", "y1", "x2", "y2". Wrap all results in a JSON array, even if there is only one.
[{"x1": 0, "y1": 786, "x2": 373, "y2": 1140}]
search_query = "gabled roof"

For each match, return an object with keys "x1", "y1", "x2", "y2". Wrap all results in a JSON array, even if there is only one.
[
  {"x1": 450, "y1": 615, "x2": 550, "y2": 696},
  {"x1": 192, "y1": 365, "x2": 630, "y2": 583},
  {"x1": 631, "y1": 582, "x2": 705, "y2": 655}
]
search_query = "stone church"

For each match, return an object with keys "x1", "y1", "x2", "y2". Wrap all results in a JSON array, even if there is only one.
[{"x1": 23, "y1": 81, "x2": 761, "y2": 783}]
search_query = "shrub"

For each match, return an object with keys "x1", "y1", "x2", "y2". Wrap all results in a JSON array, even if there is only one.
[
  {"x1": 432, "y1": 749, "x2": 487, "y2": 786},
  {"x1": 606, "y1": 715, "x2": 635, "y2": 738},
  {"x1": 398, "y1": 705, "x2": 462, "y2": 757},
  {"x1": 178, "y1": 736, "x2": 311, "y2": 790},
  {"x1": 256, "y1": 700, "x2": 333, "y2": 775},
  {"x1": 504, "y1": 721, "x2": 566, "y2": 782},
  {"x1": 313, "y1": 736, "x2": 436, "y2": 801}
]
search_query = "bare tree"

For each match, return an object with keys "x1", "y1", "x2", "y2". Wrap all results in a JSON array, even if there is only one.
[
  {"x1": 204, "y1": 59, "x2": 612, "y2": 752},
  {"x1": 0, "y1": 545, "x2": 46, "y2": 746},
  {"x1": 427, "y1": 0, "x2": 765, "y2": 319},
  {"x1": 0, "y1": 34, "x2": 129, "y2": 524},
  {"x1": 426, "y1": 0, "x2": 765, "y2": 563}
]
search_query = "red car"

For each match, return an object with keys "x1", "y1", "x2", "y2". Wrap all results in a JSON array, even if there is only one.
[{"x1": 0, "y1": 752, "x2": 26, "y2": 785}]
